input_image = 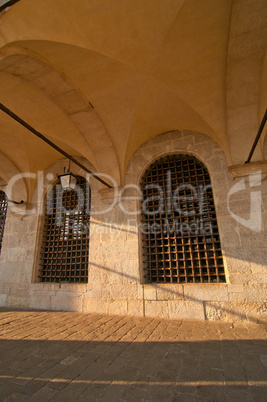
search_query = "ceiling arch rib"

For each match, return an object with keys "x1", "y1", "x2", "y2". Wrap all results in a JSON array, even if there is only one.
[
  {"x1": 0, "y1": 151, "x2": 27, "y2": 205},
  {"x1": 0, "y1": 48, "x2": 120, "y2": 184},
  {"x1": 148, "y1": 0, "x2": 233, "y2": 155},
  {"x1": 226, "y1": 0, "x2": 267, "y2": 164},
  {"x1": 124, "y1": 77, "x2": 221, "y2": 174}
]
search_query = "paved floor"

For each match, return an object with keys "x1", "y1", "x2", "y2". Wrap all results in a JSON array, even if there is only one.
[{"x1": 0, "y1": 308, "x2": 266, "y2": 401}]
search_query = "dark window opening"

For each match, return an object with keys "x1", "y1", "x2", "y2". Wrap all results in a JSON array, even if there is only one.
[
  {"x1": 141, "y1": 154, "x2": 226, "y2": 284},
  {"x1": 39, "y1": 176, "x2": 90, "y2": 283}
]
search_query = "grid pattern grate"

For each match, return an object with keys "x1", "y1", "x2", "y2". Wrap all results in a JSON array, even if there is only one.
[
  {"x1": 39, "y1": 176, "x2": 90, "y2": 283},
  {"x1": 141, "y1": 154, "x2": 226, "y2": 284},
  {"x1": 0, "y1": 191, "x2": 7, "y2": 254}
]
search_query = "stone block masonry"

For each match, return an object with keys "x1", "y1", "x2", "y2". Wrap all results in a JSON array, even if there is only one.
[
  {"x1": 0, "y1": 308, "x2": 266, "y2": 401},
  {"x1": 0, "y1": 131, "x2": 266, "y2": 323}
]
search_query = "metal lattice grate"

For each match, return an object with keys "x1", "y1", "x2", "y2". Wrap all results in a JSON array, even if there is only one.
[
  {"x1": 0, "y1": 191, "x2": 7, "y2": 254},
  {"x1": 141, "y1": 154, "x2": 226, "y2": 284},
  {"x1": 39, "y1": 176, "x2": 90, "y2": 283}
]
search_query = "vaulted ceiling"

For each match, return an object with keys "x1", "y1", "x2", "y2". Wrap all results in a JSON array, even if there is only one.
[{"x1": 0, "y1": 0, "x2": 266, "y2": 199}]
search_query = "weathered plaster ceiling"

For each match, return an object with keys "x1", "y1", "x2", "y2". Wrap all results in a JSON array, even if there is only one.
[{"x1": 0, "y1": 0, "x2": 266, "y2": 200}]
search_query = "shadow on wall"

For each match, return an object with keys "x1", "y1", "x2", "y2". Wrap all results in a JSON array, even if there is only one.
[
  {"x1": 88, "y1": 217, "x2": 267, "y2": 325},
  {"x1": 8, "y1": 129, "x2": 265, "y2": 323},
  {"x1": 89, "y1": 261, "x2": 264, "y2": 325}
]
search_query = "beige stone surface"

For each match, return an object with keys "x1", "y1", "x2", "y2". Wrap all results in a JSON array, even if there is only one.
[
  {"x1": 0, "y1": 308, "x2": 266, "y2": 401},
  {"x1": 108, "y1": 300, "x2": 128, "y2": 316},
  {"x1": 143, "y1": 286, "x2": 157, "y2": 301},
  {"x1": 184, "y1": 284, "x2": 229, "y2": 302},
  {"x1": 145, "y1": 300, "x2": 169, "y2": 318},
  {"x1": 0, "y1": 0, "x2": 265, "y2": 187},
  {"x1": 0, "y1": 1, "x2": 266, "y2": 324},
  {"x1": 0, "y1": 294, "x2": 7, "y2": 306},
  {"x1": 156, "y1": 284, "x2": 184, "y2": 300},
  {"x1": 82, "y1": 298, "x2": 108, "y2": 314},
  {"x1": 0, "y1": 130, "x2": 266, "y2": 322},
  {"x1": 168, "y1": 300, "x2": 205, "y2": 320},
  {"x1": 6, "y1": 295, "x2": 30, "y2": 308},
  {"x1": 29, "y1": 293, "x2": 52, "y2": 310},
  {"x1": 204, "y1": 301, "x2": 267, "y2": 323},
  {"x1": 50, "y1": 293, "x2": 84, "y2": 312},
  {"x1": 127, "y1": 299, "x2": 144, "y2": 316}
]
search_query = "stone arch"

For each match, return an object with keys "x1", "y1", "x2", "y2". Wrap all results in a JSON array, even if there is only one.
[
  {"x1": 0, "y1": 151, "x2": 27, "y2": 207},
  {"x1": 31, "y1": 156, "x2": 98, "y2": 283},
  {"x1": 0, "y1": 44, "x2": 120, "y2": 183},
  {"x1": 30, "y1": 156, "x2": 98, "y2": 213},
  {"x1": 226, "y1": 0, "x2": 267, "y2": 164},
  {"x1": 139, "y1": 153, "x2": 226, "y2": 284},
  {"x1": 124, "y1": 130, "x2": 232, "y2": 283},
  {"x1": 38, "y1": 174, "x2": 91, "y2": 283},
  {"x1": 125, "y1": 130, "x2": 230, "y2": 194}
]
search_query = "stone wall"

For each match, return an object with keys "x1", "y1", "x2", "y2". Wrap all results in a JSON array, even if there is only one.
[{"x1": 0, "y1": 131, "x2": 266, "y2": 323}]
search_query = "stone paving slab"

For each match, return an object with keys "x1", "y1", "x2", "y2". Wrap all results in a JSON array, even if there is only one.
[{"x1": 0, "y1": 308, "x2": 266, "y2": 401}]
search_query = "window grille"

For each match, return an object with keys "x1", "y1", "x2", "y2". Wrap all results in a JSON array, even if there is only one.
[
  {"x1": 141, "y1": 154, "x2": 225, "y2": 284},
  {"x1": 0, "y1": 190, "x2": 7, "y2": 254},
  {"x1": 39, "y1": 176, "x2": 90, "y2": 283}
]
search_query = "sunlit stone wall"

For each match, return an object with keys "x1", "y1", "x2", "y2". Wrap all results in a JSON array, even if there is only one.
[{"x1": 0, "y1": 131, "x2": 266, "y2": 323}]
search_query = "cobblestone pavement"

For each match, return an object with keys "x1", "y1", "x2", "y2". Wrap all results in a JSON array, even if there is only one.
[{"x1": 0, "y1": 308, "x2": 266, "y2": 401}]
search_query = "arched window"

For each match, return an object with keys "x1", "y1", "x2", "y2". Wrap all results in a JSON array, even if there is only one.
[
  {"x1": 0, "y1": 190, "x2": 7, "y2": 255},
  {"x1": 39, "y1": 176, "x2": 91, "y2": 283},
  {"x1": 141, "y1": 154, "x2": 225, "y2": 284}
]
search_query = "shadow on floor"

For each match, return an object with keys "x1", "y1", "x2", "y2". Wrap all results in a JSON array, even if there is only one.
[{"x1": 0, "y1": 337, "x2": 266, "y2": 401}]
